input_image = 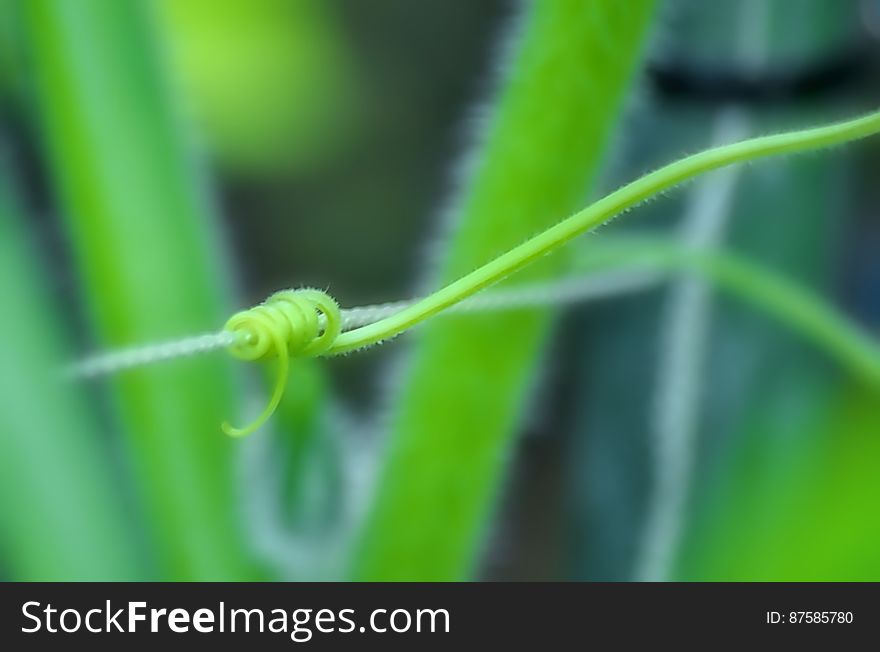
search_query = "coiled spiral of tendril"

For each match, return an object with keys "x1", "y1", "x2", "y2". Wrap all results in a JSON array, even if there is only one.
[{"x1": 221, "y1": 289, "x2": 342, "y2": 437}]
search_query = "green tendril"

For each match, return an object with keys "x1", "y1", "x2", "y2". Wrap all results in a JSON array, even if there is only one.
[
  {"x1": 328, "y1": 109, "x2": 880, "y2": 355},
  {"x1": 222, "y1": 109, "x2": 880, "y2": 435},
  {"x1": 221, "y1": 289, "x2": 341, "y2": 436}
]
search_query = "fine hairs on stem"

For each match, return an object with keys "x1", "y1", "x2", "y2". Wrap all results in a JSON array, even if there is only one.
[
  {"x1": 68, "y1": 235, "x2": 880, "y2": 435},
  {"x1": 70, "y1": 108, "x2": 880, "y2": 434},
  {"x1": 326, "y1": 108, "x2": 880, "y2": 354}
]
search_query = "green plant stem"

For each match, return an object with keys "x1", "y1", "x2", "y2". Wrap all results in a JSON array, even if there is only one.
[
  {"x1": 68, "y1": 232, "x2": 880, "y2": 392},
  {"x1": 348, "y1": 235, "x2": 880, "y2": 388},
  {"x1": 0, "y1": 177, "x2": 141, "y2": 579},
  {"x1": 570, "y1": 237, "x2": 880, "y2": 387},
  {"x1": 23, "y1": 0, "x2": 254, "y2": 579},
  {"x1": 331, "y1": 108, "x2": 880, "y2": 355},
  {"x1": 347, "y1": 102, "x2": 879, "y2": 578},
  {"x1": 350, "y1": 0, "x2": 657, "y2": 580}
]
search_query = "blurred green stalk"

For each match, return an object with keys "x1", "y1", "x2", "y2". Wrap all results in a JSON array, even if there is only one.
[
  {"x1": 351, "y1": 0, "x2": 656, "y2": 580},
  {"x1": 573, "y1": 237, "x2": 880, "y2": 387},
  {"x1": 0, "y1": 177, "x2": 140, "y2": 579},
  {"x1": 22, "y1": 0, "x2": 253, "y2": 579}
]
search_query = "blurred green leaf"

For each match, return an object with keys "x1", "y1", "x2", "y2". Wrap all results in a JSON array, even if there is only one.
[
  {"x1": 678, "y1": 382, "x2": 880, "y2": 580},
  {"x1": 22, "y1": 0, "x2": 256, "y2": 579},
  {"x1": 564, "y1": 0, "x2": 864, "y2": 581},
  {"x1": 351, "y1": 0, "x2": 656, "y2": 580},
  {"x1": 0, "y1": 177, "x2": 141, "y2": 580},
  {"x1": 157, "y1": 0, "x2": 358, "y2": 175}
]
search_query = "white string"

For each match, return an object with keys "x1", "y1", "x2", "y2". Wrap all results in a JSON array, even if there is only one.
[
  {"x1": 634, "y1": 110, "x2": 750, "y2": 583},
  {"x1": 340, "y1": 267, "x2": 658, "y2": 328},
  {"x1": 64, "y1": 331, "x2": 237, "y2": 379},
  {"x1": 633, "y1": 0, "x2": 768, "y2": 582},
  {"x1": 64, "y1": 268, "x2": 660, "y2": 380}
]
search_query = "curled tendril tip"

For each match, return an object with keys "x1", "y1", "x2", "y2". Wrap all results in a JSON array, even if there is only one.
[{"x1": 221, "y1": 289, "x2": 341, "y2": 437}]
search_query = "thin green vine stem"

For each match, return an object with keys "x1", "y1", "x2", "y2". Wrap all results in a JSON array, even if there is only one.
[
  {"x1": 328, "y1": 109, "x2": 880, "y2": 355},
  {"x1": 67, "y1": 111, "x2": 880, "y2": 442},
  {"x1": 66, "y1": 232, "x2": 880, "y2": 440},
  {"x1": 69, "y1": 234, "x2": 880, "y2": 389},
  {"x1": 571, "y1": 237, "x2": 880, "y2": 387}
]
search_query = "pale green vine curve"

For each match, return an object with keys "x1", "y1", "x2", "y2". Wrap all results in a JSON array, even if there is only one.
[
  {"x1": 573, "y1": 237, "x2": 880, "y2": 387},
  {"x1": 325, "y1": 109, "x2": 880, "y2": 354},
  {"x1": 219, "y1": 110, "x2": 880, "y2": 435}
]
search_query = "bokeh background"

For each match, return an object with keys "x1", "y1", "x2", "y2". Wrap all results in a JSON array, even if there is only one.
[{"x1": 1, "y1": 0, "x2": 880, "y2": 580}]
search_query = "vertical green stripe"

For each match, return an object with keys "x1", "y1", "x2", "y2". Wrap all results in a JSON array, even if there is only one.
[
  {"x1": 352, "y1": 0, "x2": 656, "y2": 580},
  {"x1": 0, "y1": 179, "x2": 140, "y2": 580},
  {"x1": 23, "y1": 0, "x2": 253, "y2": 579}
]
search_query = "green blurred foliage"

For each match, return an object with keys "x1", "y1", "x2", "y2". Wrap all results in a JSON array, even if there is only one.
[
  {"x1": 680, "y1": 383, "x2": 880, "y2": 580},
  {"x1": 22, "y1": 0, "x2": 255, "y2": 579},
  {"x1": 1, "y1": 0, "x2": 879, "y2": 583},
  {"x1": 351, "y1": 0, "x2": 657, "y2": 580},
  {"x1": 157, "y1": 0, "x2": 358, "y2": 175},
  {"x1": 0, "y1": 0, "x2": 18, "y2": 102},
  {"x1": 564, "y1": 0, "x2": 880, "y2": 581},
  {"x1": 0, "y1": 177, "x2": 141, "y2": 580}
]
